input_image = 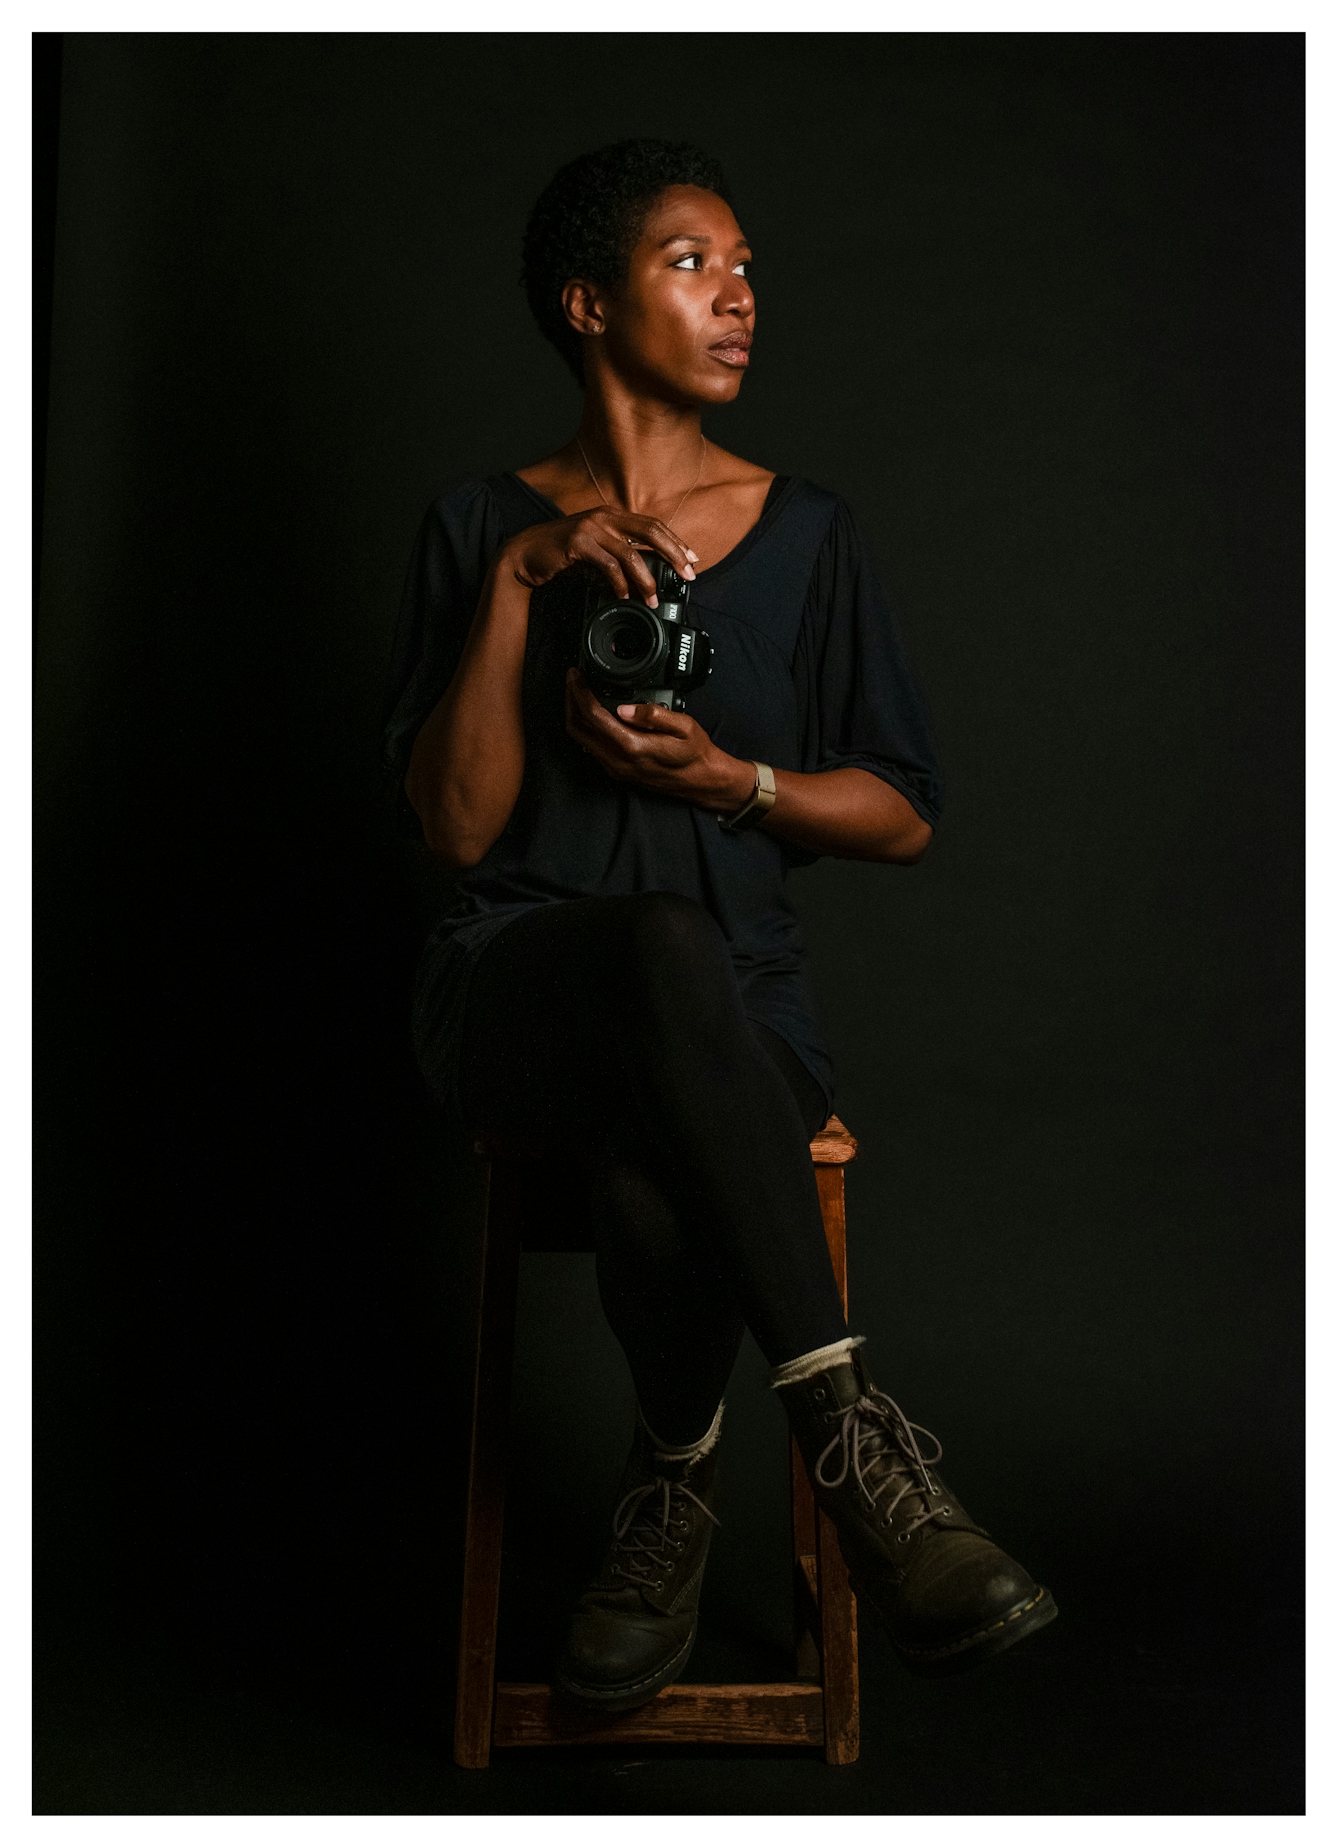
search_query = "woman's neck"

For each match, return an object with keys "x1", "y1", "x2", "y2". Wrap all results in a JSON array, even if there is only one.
[{"x1": 574, "y1": 386, "x2": 705, "y2": 515}]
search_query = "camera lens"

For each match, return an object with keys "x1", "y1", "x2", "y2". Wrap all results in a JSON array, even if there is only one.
[
  {"x1": 587, "y1": 605, "x2": 660, "y2": 680},
  {"x1": 607, "y1": 618, "x2": 651, "y2": 661}
]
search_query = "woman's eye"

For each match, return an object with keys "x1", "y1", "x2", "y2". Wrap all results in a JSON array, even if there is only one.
[
  {"x1": 671, "y1": 254, "x2": 702, "y2": 270},
  {"x1": 732, "y1": 262, "x2": 749, "y2": 276}
]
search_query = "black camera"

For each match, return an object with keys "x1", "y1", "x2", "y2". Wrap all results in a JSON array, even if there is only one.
[{"x1": 577, "y1": 554, "x2": 713, "y2": 713}]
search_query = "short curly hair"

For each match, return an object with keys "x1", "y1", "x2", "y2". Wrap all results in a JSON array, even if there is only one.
[{"x1": 521, "y1": 139, "x2": 734, "y2": 387}]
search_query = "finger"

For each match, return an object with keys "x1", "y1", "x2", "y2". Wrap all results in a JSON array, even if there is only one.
[
  {"x1": 613, "y1": 701, "x2": 693, "y2": 733},
  {"x1": 567, "y1": 697, "x2": 686, "y2": 784},
  {"x1": 566, "y1": 693, "x2": 613, "y2": 763},
  {"x1": 638, "y1": 516, "x2": 700, "y2": 572},
  {"x1": 565, "y1": 676, "x2": 603, "y2": 742},
  {"x1": 585, "y1": 534, "x2": 660, "y2": 604},
  {"x1": 577, "y1": 705, "x2": 654, "y2": 770},
  {"x1": 566, "y1": 672, "x2": 627, "y2": 743},
  {"x1": 614, "y1": 540, "x2": 661, "y2": 605},
  {"x1": 567, "y1": 708, "x2": 634, "y2": 777},
  {"x1": 575, "y1": 689, "x2": 631, "y2": 740},
  {"x1": 567, "y1": 667, "x2": 605, "y2": 713},
  {"x1": 571, "y1": 536, "x2": 630, "y2": 601},
  {"x1": 601, "y1": 513, "x2": 698, "y2": 579}
]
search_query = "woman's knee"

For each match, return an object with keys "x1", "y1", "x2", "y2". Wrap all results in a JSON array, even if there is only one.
[
  {"x1": 589, "y1": 1146, "x2": 703, "y2": 1273},
  {"x1": 615, "y1": 892, "x2": 735, "y2": 1006}
]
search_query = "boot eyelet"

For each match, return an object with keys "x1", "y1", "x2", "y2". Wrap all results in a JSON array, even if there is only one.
[
  {"x1": 896, "y1": 1532, "x2": 910, "y2": 1545},
  {"x1": 814, "y1": 1388, "x2": 826, "y2": 1401}
]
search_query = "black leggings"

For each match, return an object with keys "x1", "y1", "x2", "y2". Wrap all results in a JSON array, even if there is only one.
[{"x1": 457, "y1": 892, "x2": 849, "y2": 1443}]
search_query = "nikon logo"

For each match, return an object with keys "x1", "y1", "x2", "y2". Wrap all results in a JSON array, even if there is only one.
[{"x1": 677, "y1": 637, "x2": 692, "y2": 671}]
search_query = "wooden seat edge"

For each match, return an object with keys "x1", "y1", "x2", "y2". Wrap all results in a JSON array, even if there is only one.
[{"x1": 476, "y1": 1113, "x2": 858, "y2": 1166}]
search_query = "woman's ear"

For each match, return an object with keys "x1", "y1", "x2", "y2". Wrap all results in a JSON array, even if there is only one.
[{"x1": 562, "y1": 278, "x2": 605, "y2": 338}]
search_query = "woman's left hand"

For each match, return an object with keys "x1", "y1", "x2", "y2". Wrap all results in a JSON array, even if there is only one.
[
  {"x1": 565, "y1": 668, "x2": 934, "y2": 862},
  {"x1": 565, "y1": 670, "x2": 754, "y2": 813}
]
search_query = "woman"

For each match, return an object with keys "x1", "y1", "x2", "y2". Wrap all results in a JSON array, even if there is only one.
[{"x1": 382, "y1": 139, "x2": 1055, "y2": 1709}]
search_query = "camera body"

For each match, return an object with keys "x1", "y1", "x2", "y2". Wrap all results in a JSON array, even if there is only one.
[{"x1": 577, "y1": 554, "x2": 713, "y2": 713}]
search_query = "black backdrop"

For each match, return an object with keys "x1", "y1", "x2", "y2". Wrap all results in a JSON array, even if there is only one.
[{"x1": 34, "y1": 33, "x2": 1303, "y2": 1816}]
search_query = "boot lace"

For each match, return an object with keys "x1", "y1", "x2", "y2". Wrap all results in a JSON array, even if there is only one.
[
  {"x1": 815, "y1": 1389, "x2": 946, "y2": 1538},
  {"x1": 608, "y1": 1475, "x2": 721, "y2": 1593}
]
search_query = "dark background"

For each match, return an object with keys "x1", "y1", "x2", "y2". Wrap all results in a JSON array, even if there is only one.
[{"x1": 34, "y1": 32, "x2": 1303, "y2": 1815}]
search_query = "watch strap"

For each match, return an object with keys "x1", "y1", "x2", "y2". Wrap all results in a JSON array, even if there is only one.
[{"x1": 718, "y1": 761, "x2": 777, "y2": 832}]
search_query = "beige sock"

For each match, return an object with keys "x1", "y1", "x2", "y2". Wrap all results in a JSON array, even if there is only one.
[
  {"x1": 768, "y1": 1335, "x2": 866, "y2": 1390},
  {"x1": 639, "y1": 1400, "x2": 724, "y2": 1465}
]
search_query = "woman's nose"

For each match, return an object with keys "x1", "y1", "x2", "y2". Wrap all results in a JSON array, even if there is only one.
[{"x1": 714, "y1": 271, "x2": 754, "y2": 319}]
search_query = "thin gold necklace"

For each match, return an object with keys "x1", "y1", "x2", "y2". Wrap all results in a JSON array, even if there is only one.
[{"x1": 576, "y1": 432, "x2": 707, "y2": 532}]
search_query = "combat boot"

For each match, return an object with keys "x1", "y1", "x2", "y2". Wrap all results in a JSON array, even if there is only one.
[
  {"x1": 556, "y1": 1405, "x2": 722, "y2": 1710},
  {"x1": 775, "y1": 1340, "x2": 1056, "y2": 1676}
]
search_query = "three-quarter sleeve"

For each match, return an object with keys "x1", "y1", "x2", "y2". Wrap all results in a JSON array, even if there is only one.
[
  {"x1": 791, "y1": 497, "x2": 943, "y2": 826},
  {"x1": 379, "y1": 480, "x2": 501, "y2": 837}
]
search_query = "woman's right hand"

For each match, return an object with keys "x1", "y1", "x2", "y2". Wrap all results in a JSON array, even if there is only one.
[
  {"x1": 407, "y1": 510, "x2": 695, "y2": 867},
  {"x1": 498, "y1": 509, "x2": 697, "y2": 606}
]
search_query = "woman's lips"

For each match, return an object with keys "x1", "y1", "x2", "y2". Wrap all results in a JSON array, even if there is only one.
[{"x1": 708, "y1": 340, "x2": 751, "y2": 367}]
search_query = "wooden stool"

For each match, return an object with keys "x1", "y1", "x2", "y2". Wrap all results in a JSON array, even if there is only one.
[{"x1": 454, "y1": 1116, "x2": 860, "y2": 1769}]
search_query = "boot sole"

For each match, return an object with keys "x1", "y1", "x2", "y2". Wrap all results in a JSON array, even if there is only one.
[
  {"x1": 867, "y1": 1583, "x2": 1059, "y2": 1679},
  {"x1": 554, "y1": 1620, "x2": 698, "y2": 1714}
]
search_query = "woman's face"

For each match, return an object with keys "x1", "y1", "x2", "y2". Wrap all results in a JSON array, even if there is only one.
[{"x1": 571, "y1": 185, "x2": 755, "y2": 405}]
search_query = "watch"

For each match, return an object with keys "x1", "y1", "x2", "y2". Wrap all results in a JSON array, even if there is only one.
[{"x1": 718, "y1": 761, "x2": 777, "y2": 832}]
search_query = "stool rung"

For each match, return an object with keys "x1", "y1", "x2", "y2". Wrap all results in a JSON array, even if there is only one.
[{"x1": 493, "y1": 1681, "x2": 825, "y2": 1748}]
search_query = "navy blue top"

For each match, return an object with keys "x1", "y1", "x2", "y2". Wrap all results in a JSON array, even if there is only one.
[{"x1": 381, "y1": 470, "x2": 942, "y2": 1118}]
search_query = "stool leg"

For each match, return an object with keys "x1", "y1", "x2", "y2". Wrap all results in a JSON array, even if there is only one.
[
  {"x1": 792, "y1": 1438, "x2": 820, "y2": 1678},
  {"x1": 453, "y1": 1159, "x2": 522, "y2": 1770},
  {"x1": 815, "y1": 1163, "x2": 859, "y2": 1767}
]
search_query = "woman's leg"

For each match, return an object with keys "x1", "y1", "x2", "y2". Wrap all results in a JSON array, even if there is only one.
[
  {"x1": 458, "y1": 892, "x2": 847, "y2": 1387},
  {"x1": 585, "y1": 1139, "x2": 743, "y2": 1443},
  {"x1": 458, "y1": 892, "x2": 1058, "y2": 1687},
  {"x1": 588, "y1": 1019, "x2": 828, "y2": 1442},
  {"x1": 459, "y1": 894, "x2": 847, "y2": 1708}
]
